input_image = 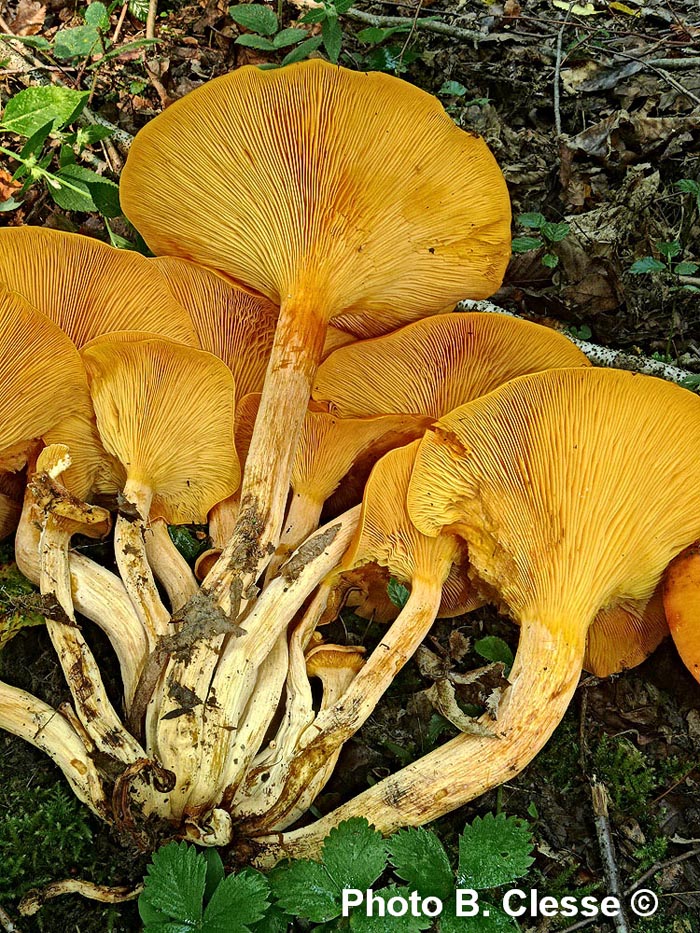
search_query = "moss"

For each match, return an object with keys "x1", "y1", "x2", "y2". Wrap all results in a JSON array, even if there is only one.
[
  {"x1": 0, "y1": 548, "x2": 45, "y2": 650},
  {"x1": 593, "y1": 734, "x2": 658, "y2": 816}
]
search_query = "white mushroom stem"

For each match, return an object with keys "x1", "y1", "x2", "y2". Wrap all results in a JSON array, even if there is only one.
[
  {"x1": 183, "y1": 505, "x2": 360, "y2": 820},
  {"x1": 15, "y1": 494, "x2": 148, "y2": 707},
  {"x1": 145, "y1": 519, "x2": 199, "y2": 613},
  {"x1": 459, "y1": 300, "x2": 699, "y2": 386},
  {"x1": 115, "y1": 478, "x2": 171, "y2": 646},
  {"x1": 203, "y1": 302, "x2": 329, "y2": 613},
  {"x1": 208, "y1": 495, "x2": 239, "y2": 550},
  {"x1": 267, "y1": 491, "x2": 324, "y2": 582},
  {"x1": 251, "y1": 616, "x2": 587, "y2": 863},
  {"x1": 243, "y1": 573, "x2": 444, "y2": 833},
  {"x1": 232, "y1": 582, "x2": 332, "y2": 819},
  {"x1": 0, "y1": 681, "x2": 107, "y2": 816}
]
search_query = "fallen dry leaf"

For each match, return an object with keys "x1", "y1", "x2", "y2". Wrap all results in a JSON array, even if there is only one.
[
  {"x1": 9, "y1": 0, "x2": 46, "y2": 36},
  {"x1": 0, "y1": 170, "x2": 21, "y2": 202}
]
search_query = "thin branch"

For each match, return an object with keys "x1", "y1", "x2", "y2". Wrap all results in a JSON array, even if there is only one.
[
  {"x1": 591, "y1": 778, "x2": 630, "y2": 933},
  {"x1": 346, "y1": 7, "x2": 482, "y2": 43},
  {"x1": 458, "y1": 300, "x2": 700, "y2": 387}
]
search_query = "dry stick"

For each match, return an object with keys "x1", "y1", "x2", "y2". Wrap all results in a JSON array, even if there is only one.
[
  {"x1": 627, "y1": 846, "x2": 700, "y2": 894},
  {"x1": 458, "y1": 300, "x2": 700, "y2": 386},
  {"x1": 591, "y1": 778, "x2": 631, "y2": 933},
  {"x1": 112, "y1": 0, "x2": 129, "y2": 44},
  {"x1": 345, "y1": 7, "x2": 482, "y2": 42},
  {"x1": 146, "y1": 0, "x2": 158, "y2": 40},
  {"x1": 0, "y1": 906, "x2": 20, "y2": 933}
]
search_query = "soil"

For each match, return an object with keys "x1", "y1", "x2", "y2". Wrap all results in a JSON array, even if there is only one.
[{"x1": 0, "y1": 0, "x2": 699, "y2": 929}]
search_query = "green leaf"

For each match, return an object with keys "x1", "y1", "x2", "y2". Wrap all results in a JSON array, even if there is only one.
[
  {"x1": 72, "y1": 123, "x2": 115, "y2": 147},
  {"x1": 273, "y1": 27, "x2": 308, "y2": 47},
  {"x1": 511, "y1": 236, "x2": 542, "y2": 253},
  {"x1": 322, "y1": 819, "x2": 387, "y2": 892},
  {"x1": 18, "y1": 120, "x2": 53, "y2": 160},
  {"x1": 457, "y1": 814, "x2": 534, "y2": 890},
  {"x1": 541, "y1": 252, "x2": 559, "y2": 269},
  {"x1": 541, "y1": 220, "x2": 570, "y2": 242},
  {"x1": 474, "y1": 637, "x2": 514, "y2": 670},
  {"x1": 629, "y1": 256, "x2": 665, "y2": 274},
  {"x1": 388, "y1": 827, "x2": 454, "y2": 901},
  {"x1": 387, "y1": 578, "x2": 410, "y2": 609},
  {"x1": 676, "y1": 178, "x2": 700, "y2": 195},
  {"x1": 674, "y1": 261, "x2": 699, "y2": 275},
  {"x1": 299, "y1": 7, "x2": 327, "y2": 23},
  {"x1": 235, "y1": 34, "x2": 277, "y2": 49},
  {"x1": 280, "y1": 35, "x2": 322, "y2": 65},
  {"x1": 349, "y1": 887, "x2": 432, "y2": 931},
  {"x1": 527, "y1": 801, "x2": 539, "y2": 819},
  {"x1": 129, "y1": 0, "x2": 150, "y2": 20},
  {"x1": 322, "y1": 13, "x2": 342, "y2": 63},
  {"x1": 50, "y1": 165, "x2": 98, "y2": 211},
  {"x1": 657, "y1": 239, "x2": 681, "y2": 260},
  {"x1": 1, "y1": 33, "x2": 50, "y2": 49},
  {"x1": 334, "y1": 0, "x2": 355, "y2": 12},
  {"x1": 0, "y1": 195, "x2": 22, "y2": 212},
  {"x1": 168, "y1": 525, "x2": 207, "y2": 563},
  {"x1": 53, "y1": 24, "x2": 102, "y2": 60},
  {"x1": 518, "y1": 212, "x2": 545, "y2": 229},
  {"x1": 1, "y1": 86, "x2": 88, "y2": 137},
  {"x1": 140, "y1": 841, "x2": 207, "y2": 926},
  {"x1": 202, "y1": 849, "x2": 225, "y2": 906},
  {"x1": 270, "y1": 859, "x2": 339, "y2": 922},
  {"x1": 439, "y1": 80, "x2": 467, "y2": 96},
  {"x1": 440, "y1": 902, "x2": 518, "y2": 933},
  {"x1": 360, "y1": 44, "x2": 417, "y2": 73},
  {"x1": 229, "y1": 4, "x2": 278, "y2": 35},
  {"x1": 85, "y1": 1, "x2": 110, "y2": 29},
  {"x1": 357, "y1": 25, "x2": 410, "y2": 44},
  {"x1": 202, "y1": 868, "x2": 269, "y2": 932}
]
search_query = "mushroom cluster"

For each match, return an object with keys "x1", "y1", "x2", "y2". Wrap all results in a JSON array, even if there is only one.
[{"x1": 1, "y1": 60, "x2": 699, "y2": 870}]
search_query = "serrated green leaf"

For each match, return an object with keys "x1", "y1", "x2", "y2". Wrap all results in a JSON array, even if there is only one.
[
  {"x1": 458, "y1": 814, "x2": 534, "y2": 890},
  {"x1": 141, "y1": 841, "x2": 207, "y2": 925},
  {"x1": 53, "y1": 24, "x2": 102, "y2": 60},
  {"x1": 51, "y1": 165, "x2": 98, "y2": 211},
  {"x1": 2, "y1": 87, "x2": 88, "y2": 137},
  {"x1": 229, "y1": 4, "x2": 278, "y2": 35},
  {"x1": 357, "y1": 25, "x2": 410, "y2": 44},
  {"x1": 541, "y1": 221, "x2": 570, "y2": 242},
  {"x1": 511, "y1": 236, "x2": 542, "y2": 253},
  {"x1": 281, "y1": 35, "x2": 322, "y2": 65},
  {"x1": 657, "y1": 239, "x2": 681, "y2": 260},
  {"x1": 349, "y1": 886, "x2": 432, "y2": 932},
  {"x1": 676, "y1": 178, "x2": 700, "y2": 195},
  {"x1": 674, "y1": 260, "x2": 698, "y2": 275},
  {"x1": 129, "y1": 0, "x2": 150, "y2": 21},
  {"x1": 235, "y1": 34, "x2": 277, "y2": 49},
  {"x1": 388, "y1": 828, "x2": 454, "y2": 901},
  {"x1": 202, "y1": 849, "x2": 225, "y2": 906},
  {"x1": 300, "y1": 7, "x2": 327, "y2": 23},
  {"x1": 73, "y1": 123, "x2": 114, "y2": 146},
  {"x1": 474, "y1": 636, "x2": 514, "y2": 671},
  {"x1": 269, "y1": 859, "x2": 339, "y2": 922},
  {"x1": 439, "y1": 80, "x2": 467, "y2": 96},
  {"x1": 1, "y1": 33, "x2": 50, "y2": 49},
  {"x1": 272, "y1": 27, "x2": 308, "y2": 47},
  {"x1": 541, "y1": 252, "x2": 559, "y2": 269},
  {"x1": 334, "y1": 0, "x2": 354, "y2": 12},
  {"x1": 322, "y1": 818, "x2": 387, "y2": 891},
  {"x1": 629, "y1": 256, "x2": 665, "y2": 274},
  {"x1": 387, "y1": 578, "x2": 410, "y2": 609},
  {"x1": 85, "y1": 1, "x2": 110, "y2": 29},
  {"x1": 322, "y1": 13, "x2": 342, "y2": 63},
  {"x1": 202, "y1": 868, "x2": 269, "y2": 932},
  {"x1": 518, "y1": 212, "x2": 545, "y2": 229},
  {"x1": 249, "y1": 898, "x2": 289, "y2": 933}
]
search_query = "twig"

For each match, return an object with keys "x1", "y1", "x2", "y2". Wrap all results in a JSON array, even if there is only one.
[
  {"x1": 628, "y1": 846, "x2": 700, "y2": 893},
  {"x1": 397, "y1": 0, "x2": 423, "y2": 72},
  {"x1": 112, "y1": 0, "x2": 129, "y2": 44},
  {"x1": 591, "y1": 778, "x2": 630, "y2": 933},
  {"x1": 604, "y1": 45, "x2": 700, "y2": 107},
  {"x1": 553, "y1": 15, "x2": 567, "y2": 136},
  {"x1": 346, "y1": 7, "x2": 482, "y2": 43},
  {"x1": 457, "y1": 300, "x2": 700, "y2": 387},
  {"x1": 146, "y1": 0, "x2": 158, "y2": 40}
]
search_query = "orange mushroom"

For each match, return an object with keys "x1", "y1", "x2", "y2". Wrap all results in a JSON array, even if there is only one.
[
  {"x1": 120, "y1": 59, "x2": 511, "y2": 613},
  {"x1": 663, "y1": 544, "x2": 700, "y2": 682}
]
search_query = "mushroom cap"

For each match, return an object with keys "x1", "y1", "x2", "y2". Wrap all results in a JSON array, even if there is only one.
[
  {"x1": 345, "y1": 440, "x2": 466, "y2": 589},
  {"x1": 313, "y1": 312, "x2": 590, "y2": 419},
  {"x1": 0, "y1": 470, "x2": 23, "y2": 540},
  {"x1": 81, "y1": 336, "x2": 240, "y2": 523},
  {"x1": 584, "y1": 587, "x2": 668, "y2": 677},
  {"x1": 407, "y1": 368, "x2": 700, "y2": 632},
  {"x1": 0, "y1": 285, "x2": 101, "y2": 497},
  {"x1": 292, "y1": 410, "x2": 430, "y2": 506},
  {"x1": 120, "y1": 60, "x2": 511, "y2": 326},
  {"x1": 663, "y1": 543, "x2": 700, "y2": 682},
  {"x1": 153, "y1": 257, "x2": 278, "y2": 399},
  {"x1": 0, "y1": 228, "x2": 198, "y2": 347}
]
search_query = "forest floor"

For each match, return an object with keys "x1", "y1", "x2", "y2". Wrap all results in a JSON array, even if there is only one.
[{"x1": 1, "y1": 0, "x2": 699, "y2": 929}]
